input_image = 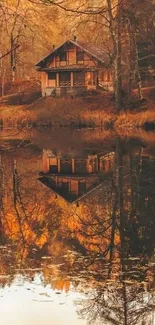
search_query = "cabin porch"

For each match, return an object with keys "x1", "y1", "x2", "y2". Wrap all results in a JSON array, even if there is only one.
[
  {"x1": 42, "y1": 151, "x2": 115, "y2": 175},
  {"x1": 41, "y1": 69, "x2": 99, "y2": 97}
]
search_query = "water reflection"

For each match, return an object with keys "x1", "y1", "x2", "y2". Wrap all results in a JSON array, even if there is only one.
[
  {"x1": 0, "y1": 129, "x2": 155, "y2": 325},
  {"x1": 38, "y1": 148, "x2": 114, "y2": 204}
]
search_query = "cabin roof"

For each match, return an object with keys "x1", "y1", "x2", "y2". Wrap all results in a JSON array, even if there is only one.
[
  {"x1": 38, "y1": 175, "x2": 104, "y2": 204},
  {"x1": 40, "y1": 65, "x2": 98, "y2": 72},
  {"x1": 75, "y1": 40, "x2": 109, "y2": 65},
  {"x1": 35, "y1": 39, "x2": 110, "y2": 67}
]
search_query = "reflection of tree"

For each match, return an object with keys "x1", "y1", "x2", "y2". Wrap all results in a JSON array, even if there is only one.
[
  {"x1": 77, "y1": 280, "x2": 155, "y2": 325},
  {"x1": 0, "y1": 146, "x2": 62, "y2": 265},
  {"x1": 72, "y1": 138, "x2": 155, "y2": 325}
]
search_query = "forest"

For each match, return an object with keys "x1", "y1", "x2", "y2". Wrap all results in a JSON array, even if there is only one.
[
  {"x1": 0, "y1": 0, "x2": 154, "y2": 114},
  {"x1": 0, "y1": 3, "x2": 155, "y2": 324}
]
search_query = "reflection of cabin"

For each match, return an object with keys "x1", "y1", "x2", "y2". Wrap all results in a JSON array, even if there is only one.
[
  {"x1": 38, "y1": 149, "x2": 114, "y2": 204},
  {"x1": 42, "y1": 149, "x2": 114, "y2": 174},
  {"x1": 35, "y1": 37, "x2": 113, "y2": 97}
]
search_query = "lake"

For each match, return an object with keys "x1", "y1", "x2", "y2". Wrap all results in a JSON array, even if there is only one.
[{"x1": 0, "y1": 127, "x2": 155, "y2": 325}]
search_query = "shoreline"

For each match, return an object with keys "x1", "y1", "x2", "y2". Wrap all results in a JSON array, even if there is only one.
[
  {"x1": 0, "y1": 86, "x2": 155, "y2": 130},
  {"x1": 1, "y1": 108, "x2": 155, "y2": 130}
]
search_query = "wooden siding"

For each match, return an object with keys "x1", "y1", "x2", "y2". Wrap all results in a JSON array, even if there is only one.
[
  {"x1": 70, "y1": 179, "x2": 78, "y2": 194},
  {"x1": 48, "y1": 60, "x2": 55, "y2": 68},
  {"x1": 47, "y1": 44, "x2": 97, "y2": 68},
  {"x1": 68, "y1": 50, "x2": 76, "y2": 65},
  {"x1": 41, "y1": 71, "x2": 47, "y2": 91},
  {"x1": 84, "y1": 53, "x2": 97, "y2": 66},
  {"x1": 48, "y1": 79, "x2": 56, "y2": 87}
]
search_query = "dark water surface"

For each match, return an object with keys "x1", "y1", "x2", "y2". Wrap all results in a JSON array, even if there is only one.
[{"x1": 0, "y1": 128, "x2": 155, "y2": 325}]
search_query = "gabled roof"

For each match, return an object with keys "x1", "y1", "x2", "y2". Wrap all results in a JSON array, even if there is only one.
[
  {"x1": 35, "y1": 39, "x2": 109, "y2": 68},
  {"x1": 74, "y1": 40, "x2": 109, "y2": 65},
  {"x1": 38, "y1": 175, "x2": 105, "y2": 204}
]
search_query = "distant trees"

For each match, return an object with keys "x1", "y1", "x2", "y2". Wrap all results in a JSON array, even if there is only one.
[
  {"x1": 0, "y1": 0, "x2": 154, "y2": 109},
  {"x1": 0, "y1": 0, "x2": 60, "y2": 85}
]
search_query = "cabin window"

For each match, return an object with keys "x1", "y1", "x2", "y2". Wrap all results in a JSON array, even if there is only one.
[
  {"x1": 59, "y1": 51, "x2": 67, "y2": 61},
  {"x1": 77, "y1": 50, "x2": 84, "y2": 63},
  {"x1": 48, "y1": 72, "x2": 56, "y2": 80}
]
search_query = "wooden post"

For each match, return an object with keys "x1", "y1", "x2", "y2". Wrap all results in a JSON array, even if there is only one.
[
  {"x1": 56, "y1": 72, "x2": 59, "y2": 87},
  {"x1": 43, "y1": 151, "x2": 49, "y2": 173},
  {"x1": 53, "y1": 56, "x2": 56, "y2": 67},
  {"x1": 71, "y1": 72, "x2": 74, "y2": 87},
  {"x1": 72, "y1": 158, "x2": 75, "y2": 173},
  {"x1": 57, "y1": 158, "x2": 61, "y2": 173}
]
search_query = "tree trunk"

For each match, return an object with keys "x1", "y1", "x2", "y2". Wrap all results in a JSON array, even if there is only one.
[
  {"x1": 11, "y1": 34, "x2": 16, "y2": 83},
  {"x1": 131, "y1": 22, "x2": 144, "y2": 101},
  {"x1": 115, "y1": 7, "x2": 122, "y2": 112},
  {"x1": 106, "y1": 0, "x2": 122, "y2": 112},
  {"x1": 1, "y1": 69, "x2": 6, "y2": 97},
  {"x1": 127, "y1": 21, "x2": 133, "y2": 102}
]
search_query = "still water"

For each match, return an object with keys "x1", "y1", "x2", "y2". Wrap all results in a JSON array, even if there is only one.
[{"x1": 0, "y1": 128, "x2": 155, "y2": 325}]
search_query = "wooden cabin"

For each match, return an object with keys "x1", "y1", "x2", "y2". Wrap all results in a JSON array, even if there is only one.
[
  {"x1": 35, "y1": 37, "x2": 113, "y2": 97},
  {"x1": 38, "y1": 149, "x2": 114, "y2": 204}
]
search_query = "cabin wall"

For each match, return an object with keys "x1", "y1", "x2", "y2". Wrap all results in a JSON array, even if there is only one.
[
  {"x1": 41, "y1": 72, "x2": 48, "y2": 96},
  {"x1": 68, "y1": 50, "x2": 76, "y2": 65},
  {"x1": 70, "y1": 180, "x2": 78, "y2": 194},
  {"x1": 84, "y1": 53, "x2": 96, "y2": 66},
  {"x1": 48, "y1": 79, "x2": 56, "y2": 87},
  {"x1": 43, "y1": 153, "x2": 50, "y2": 172},
  {"x1": 47, "y1": 45, "x2": 97, "y2": 68}
]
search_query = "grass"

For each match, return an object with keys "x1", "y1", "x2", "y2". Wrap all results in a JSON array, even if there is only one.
[
  {"x1": 0, "y1": 96, "x2": 115, "y2": 128},
  {"x1": 81, "y1": 110, "x2": 115, "y2": 128},
  {"x1": 0, "y1": 85, "x2": 155, "y2": 130},
  {"x1": 115, "y1": 110, "x2": 155, "y2": 129}
]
